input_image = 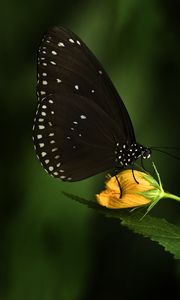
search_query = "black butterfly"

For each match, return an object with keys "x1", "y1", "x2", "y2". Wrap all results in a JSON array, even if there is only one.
[{"x1": 32, "y1": 26, "x2": 151, "y2": 181}]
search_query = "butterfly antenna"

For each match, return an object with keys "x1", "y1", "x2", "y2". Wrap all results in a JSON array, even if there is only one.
[
  {"x1": 151, "y1": 147, "x2": 180, "y2": 161},
  {"x1": 151, "y1": 146, "x2": 180, "y2": 150}
]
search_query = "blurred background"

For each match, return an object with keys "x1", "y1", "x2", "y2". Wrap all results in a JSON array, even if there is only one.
[{"x1": 1, "y1": 0, "x2": 180, "y2": 299}]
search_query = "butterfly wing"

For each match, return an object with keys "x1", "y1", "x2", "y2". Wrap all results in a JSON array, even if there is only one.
[
  {"x1": 37, "y1": 26, "x2": 135, "y2": 144},
  {"x1": 33, "y1": 94, "x2": 124, "y2": 181}
]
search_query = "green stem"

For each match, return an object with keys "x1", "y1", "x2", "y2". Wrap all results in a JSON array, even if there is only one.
[{"x1": 163, "y1": 192, "x2": 180, "y2": 202}]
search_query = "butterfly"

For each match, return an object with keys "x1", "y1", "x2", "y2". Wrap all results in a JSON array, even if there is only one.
[{"x1": 32, "y1": 26, "x2": 151, "y2": 182}]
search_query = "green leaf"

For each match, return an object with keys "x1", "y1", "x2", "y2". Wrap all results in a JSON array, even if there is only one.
[{"x1": 63, "y1": 192, "x2": 180, "y2": 259}]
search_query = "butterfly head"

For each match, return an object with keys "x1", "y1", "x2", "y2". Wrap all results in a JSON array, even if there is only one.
[{"x1": 141, "y1": 146, "x2": 151, "y2": 159}]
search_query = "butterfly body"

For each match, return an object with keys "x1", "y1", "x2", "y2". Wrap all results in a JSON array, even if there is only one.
[
  {"x1": 115, "y1": 143, "x2": 151, "y2": 168},
  {"x1": 33, "y1": 26, "x2": 151, "y2": 181}
]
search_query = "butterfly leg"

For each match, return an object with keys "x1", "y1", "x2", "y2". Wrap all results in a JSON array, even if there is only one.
[
  {"x1": 115, "y1": 174, "x2": 122, "y2": 198},
  {"x1": 132, "y1": 165, "x2": 139, "y2": 184}
]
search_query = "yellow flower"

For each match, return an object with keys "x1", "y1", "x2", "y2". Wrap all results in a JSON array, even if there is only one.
[
  {"x1": 96, "y1": 161, "x2": 180, "y2": 214},
  {"x1": 96, "y1": 168, "x2": 161, "y2": 209},
  {"x1": 96, "y1": 163, "x2": 180, "y2": 215}
]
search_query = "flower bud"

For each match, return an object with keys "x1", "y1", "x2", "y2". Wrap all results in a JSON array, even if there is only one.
[{"x1": 96, "y1": 169, "x2": 163, "y2": 209}]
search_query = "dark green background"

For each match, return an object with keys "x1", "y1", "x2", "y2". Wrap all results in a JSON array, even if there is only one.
[{"x1": 1, "y1": 0, "x2": 180, "y2": 299}]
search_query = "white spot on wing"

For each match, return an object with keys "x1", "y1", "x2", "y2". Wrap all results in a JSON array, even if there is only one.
[
  {"x1": 80, "y1": 115, "x2": 87, "y2": 119},
  {"x1": 40, "y1": 91, "x2": 46, "y2": 95},
  {"x1": 69, "y1": 38, "x2": 75, "y2": 43},
  {"x1": 53, "y1": 172, "x2": 59, "y2": 176},
  {"x1": 58, "y1": 42, "x2": 65, "y2": 47}
]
